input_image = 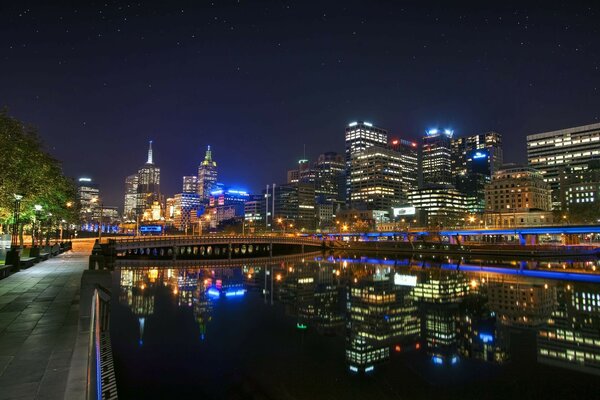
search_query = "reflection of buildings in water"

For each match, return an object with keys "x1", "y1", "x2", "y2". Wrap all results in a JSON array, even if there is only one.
[
  {"x1": 487, "y1": 282, "x2": 556, "y2": 327},
  {"x1": 279, "y1": 263, "x2": 317, "y2": 326},
  {"x1": 119, "y1": 268, "x2": 157, "y2": 346},
  {"x1": 457, "y1": 292, "x2": 511, "y2": 364},
  {"x1": 346, "y1": 273, "x2": 420, "y2": 372},
  {"x1": 412, "y1": 270, "x2": 470, "y2": 365},
  {"x1": 193, "y1": 277, "x2": 212, "y2": 340},
  {"x1": 313, "y1": 264, "x2": 344, "y2": 333},
  {"x1": 538, "y1": 284, "x2": 600, "y2": 375}
]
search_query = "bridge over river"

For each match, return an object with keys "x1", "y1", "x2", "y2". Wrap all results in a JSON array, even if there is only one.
[{"x1": 92, "y1": 235, "x2": 326, "y2": 267}]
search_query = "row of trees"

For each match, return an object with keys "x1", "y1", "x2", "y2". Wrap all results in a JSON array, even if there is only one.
[{"x1": 0, "y1": 109, "x2": 79, "y2": 245}]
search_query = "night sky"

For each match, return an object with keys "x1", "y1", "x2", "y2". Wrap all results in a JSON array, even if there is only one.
[{"x1": 2, "y1": 1, "x2": 600, "y2": 207}]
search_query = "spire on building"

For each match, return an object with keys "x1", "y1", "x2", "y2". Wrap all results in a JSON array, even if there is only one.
[
  {"x1": 205, "y1": 145, "x2": 212, "y2": 162},
  {"x1": 147, "y1": 140, "x2": 153, "y2": 164}
]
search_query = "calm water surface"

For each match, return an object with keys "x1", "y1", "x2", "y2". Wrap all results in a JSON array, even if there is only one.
[{"x1": 110, "y1": 254, "x2": 600, "y2": 399}]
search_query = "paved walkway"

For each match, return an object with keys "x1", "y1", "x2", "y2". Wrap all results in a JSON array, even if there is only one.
[{"x1": 0, "y1": 251, "x2": 87, "y2": 400}]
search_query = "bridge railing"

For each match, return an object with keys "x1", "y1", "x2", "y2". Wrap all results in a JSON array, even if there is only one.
[{"x1": 109, "y1": 235, "x2": 322, "y2": 246}]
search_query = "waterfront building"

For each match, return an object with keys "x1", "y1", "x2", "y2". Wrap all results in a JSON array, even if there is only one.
[
  {"x1": 408, "y1": 184, "x2": 467, "y2": 228},
  {"x1": 345, "y1": 121, "x2": 388, "y2": 203},
  {"x1": 563, "y1": 159, "x2": 600, "y2": 223},
  {"x1": 538, "y1": 284, "x2": 600, "y2": 375},
  {"x1": 484, "y1": 165, "x2": 552, "y2": 227},
  {"x1": 243, "y1": 195, "x2": 264, "y2": 228},
  {"x1": 123, "y1": 174, "x2": 138, "y2": 221},
  {"x1": 182, "y1": 176, "x2": 198, "y2": 193},
  {"x1": 527, "y1": 122, "x2": 600, "y2": 209},
  {"x1": 136, "y1": 141, "x2": 161, "y2": 218},
  {"x1": 77, "y1": 177, "x2": 100, "y2": 226},
  {"x1": 389, "y1": 138, "x2": 419, "y2": 197},
  {"x1": 422, "y1": 128, "x2": 453, "y2": 186},
  {"x1": 262, "y1": 183, "x2": 316, "y2": 231},
  {"x1": 198, "y1": 145, "x2": 218, "y2": 201},
  {"x1": 349, "y1": 146, "x2": 403, "y2": 210},
  {"x1": 313, "y1": 265, "x2": 344, "y2": 334}
]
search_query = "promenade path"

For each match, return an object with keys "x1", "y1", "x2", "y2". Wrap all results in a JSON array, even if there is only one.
[{"x1": 0, "y1": 247, "x2": 90, "y2": 400}]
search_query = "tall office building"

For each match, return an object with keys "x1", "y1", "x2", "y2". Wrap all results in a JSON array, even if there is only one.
[
  {"x1": 345, "y1": 121, "x2": 388, "y2": 203},
  {"x1": 77, "y1": 177, "x2": 100, "y2": 226},
  {"x1": 198, "y1": 145, "x2": 218, "y2": 201},
  {"x1": 389, "y1": 138, "x2": 419, "y2": 197},
  {"x1": 136, "y1": 141, "x2": 161, "y2": 217},
  {"x1": 182, "y1": 176, "x2": 198, "y2": 193},
  {"x1": 172, "y1": 192, "x2": 201, "y2": 231},
  {"x1": 349, "y1": 146, "x2": 403, "y2": 210},
  {"x1": 422, "y1": 129, "x2": 453, "y2": 186},
  {"x1": 563, "y1": 159, "x2": 600, "y2": 222},
  {"x1": 451, "y1": 131, "x2": 503, "y2": 178},
  {"x1": 527, "y1": 123, "x2": 600, "y2": 209},
  {"x1": 314, "y1": 152, "x2": 345, "y2": 207},
  {"x1": 123, "y1": 174, "x2": 138, "y2": 221}
]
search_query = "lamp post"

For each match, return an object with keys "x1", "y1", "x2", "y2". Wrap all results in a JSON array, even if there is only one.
[
  {"x1": 10, "y1": 194, "x2": 23, "y2": 248},
  {"x1": 6, "y1": 194, "x2": 23, "y2": 269},
  {"x1": 33, "y1": 204, "x2": 43, "y2": 246}
]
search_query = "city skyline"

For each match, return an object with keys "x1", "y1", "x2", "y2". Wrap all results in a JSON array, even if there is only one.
[{"x1": 2, "y1": 1, "x2": 599, "y2": 205}]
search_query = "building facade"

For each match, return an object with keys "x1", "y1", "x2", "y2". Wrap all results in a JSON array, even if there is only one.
[
  {"x1": 408, "y1": 184, "x2": 467, "y2": 227},
  {"x1": 123, "y1": 174, "x2": 138, "y2": 221},
  {"x1": 527, "y1": 123, "x2": 600, "y2": 209},
  {"x1": 182, "y1": 175, "x2": 198, "y2": 193},
  {"x1": 349, "y1": 146, "x2": 403, "y2": 210},
  {"x1": 389, "y1": 138, "x2": 419, "y2": 198},
  {"x1": 485, "y1": 165, "x2": 552, "y2": 213},
  {"x1": 345, "y1": 121, "x2": 388, "y2": 203},
  {"x1": 422, "y1": 129, "x2": 454, "y2": 186}
]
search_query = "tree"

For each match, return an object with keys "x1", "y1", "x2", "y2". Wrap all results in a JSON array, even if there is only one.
[{"x1": 0, "y1": 109, "x2": 78, "y2": 245}]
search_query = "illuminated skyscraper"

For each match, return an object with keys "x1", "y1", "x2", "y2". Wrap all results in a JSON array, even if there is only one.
[
  {"x1": 422, "y1": 129, "x2": 453, "y2": 186},
  {"x1": 349, "y1": 146, "x2": 403, "y2": 210},
  {"x1": 389, "y1": 138, "x2": 419, "y2": 198},
  {"x1": 77, "y1": 177, "x2": 100, "y2": 226},
  {"x1": 451, "y1": 131, "x2": 503, "y2": 178},
  {"x1": 197, "y1": 145, "x2": 218, "y2": 201},
  {"x1": 123, "y1": 174, "x2": 138, "y2": 221},
  {"x1": 345, "y1": 121, "x2": 388, "y2": 203},
  {"x1": 136, "y1": 141, "x2": 161, "y2": 217}
]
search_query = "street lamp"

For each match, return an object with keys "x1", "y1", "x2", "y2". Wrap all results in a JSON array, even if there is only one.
[
  {"x1": 34, "y1": 204, "x2": 43, "y2": 246},
  {"x1": 11, "y1": 194, "x2": 23, "y2": 248},
  {"x1": 6, "y1": 194, "x2": 23, "y2": 269}
]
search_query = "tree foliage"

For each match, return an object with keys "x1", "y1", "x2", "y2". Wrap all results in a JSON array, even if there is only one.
[{"x1": 0, "y1": 109, "x2": 78, "y2": 230}]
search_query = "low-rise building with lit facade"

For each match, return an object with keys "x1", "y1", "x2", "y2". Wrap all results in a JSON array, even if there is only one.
[{"x1": 408, "y1": 184, "x2": 467, "y2": 228}]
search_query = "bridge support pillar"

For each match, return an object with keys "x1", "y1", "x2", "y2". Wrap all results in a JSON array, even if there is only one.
[
  {"x1": 269, "y1": 243, "x2": 273, "y2": 258},
  {"x1": 449, "y1": 235, "x2": 462, "y2": 245},
  {"x1": 172, "y1": 246, "x2": 177, "y2": 260},
  {"x1": 228, "y1": 243, "x2": 232, "y2": 260},
  {"x1": 301, "y1": 244, "x2": 305, "y2": 254},
  {"x1": 562, "y1": 234, "x2": 580, "y2": 245}
]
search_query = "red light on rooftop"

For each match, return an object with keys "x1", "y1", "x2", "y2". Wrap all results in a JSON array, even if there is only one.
[
  {"x1": 391, "y1": 139, "x2": 399, "y2": 145},
  {"x1": 411, "y1": 142, "x2": 417, "y2": 147},
  {"x1": 394, "y1": 345, "x2": 401, "y2": 352},
  {"x1": 415, "y1": 342, "x2": 421, "y2": 350}
]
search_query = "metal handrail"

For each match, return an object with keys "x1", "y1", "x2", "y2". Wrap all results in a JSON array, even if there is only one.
[{"x1": 87, "y1": 285, "x2": 111, "y2": 400}]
